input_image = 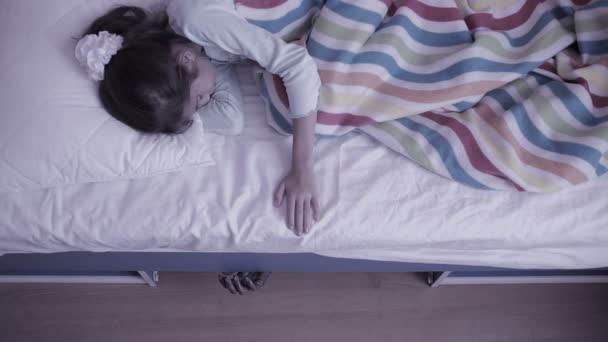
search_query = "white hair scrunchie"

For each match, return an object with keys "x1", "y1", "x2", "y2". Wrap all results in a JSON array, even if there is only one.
[{"x1": 75, "y1": 31, "x2": 124, "y2": 81}]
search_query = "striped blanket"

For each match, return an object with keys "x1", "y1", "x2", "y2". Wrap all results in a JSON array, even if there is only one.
[{"x1": 235, "y1": 0, "x2": 608, "y2": 192}]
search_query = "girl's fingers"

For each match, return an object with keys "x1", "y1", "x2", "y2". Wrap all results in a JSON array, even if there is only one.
[
  {"x1": 288, "y1": 195, "x2": 296, "y2": 230},
  {"x1": 312, "y1": 197, "x2": 321, "y2": 221},
  {"x1": 274, "y1": 182, "x2": 286, "y2": 207},
  {"x1": 303, "y1": 200, "x2": 312, "y2": 234},
  {"x1": 296, "y1": 200, "x2": 304, "y2": 235}
]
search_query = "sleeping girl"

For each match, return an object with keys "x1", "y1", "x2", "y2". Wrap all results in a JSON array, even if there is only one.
[{"x1": 75, "y1": 0, "x2": 322, "y2": 237}]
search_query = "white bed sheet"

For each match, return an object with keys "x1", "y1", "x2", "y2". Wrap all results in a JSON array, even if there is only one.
[{"x1": 1, "y1": 63, "x2": 607, "y2": 270}]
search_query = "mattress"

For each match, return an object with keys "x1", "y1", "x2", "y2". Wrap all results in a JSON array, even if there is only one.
[
  {"x1": 1, "y1": 0, "x2": 607, "y2": 270},
  {"x1": 0, "y1": 61, "x2": 607, "y2": 269}
]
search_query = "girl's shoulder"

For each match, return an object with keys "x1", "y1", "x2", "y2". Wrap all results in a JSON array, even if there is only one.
[
  {"x1": 167, "y1": 0, "x2": 240, "y2": 33},
  {"x1": 166, "y1": 0, "x2": 248, "y2": 60},
  {"x1": 167, "y1": 0, "x2": 236, "y2": 16}
]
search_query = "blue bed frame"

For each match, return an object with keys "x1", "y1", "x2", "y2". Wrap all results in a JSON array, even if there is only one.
[
  {"x1": 1, "y1": 252, "x2": 606, "y2": 287},
  {"x1": 0, "y1": 252, "x2": 509, "y2": 272}
]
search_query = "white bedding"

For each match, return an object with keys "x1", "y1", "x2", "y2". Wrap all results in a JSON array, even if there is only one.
[
  {"x1": 1, "y1": 62, "x2": 607, "y2": 270},
  {"x1": 1, "y1": 0, "x2": 607, "y2": 270}
]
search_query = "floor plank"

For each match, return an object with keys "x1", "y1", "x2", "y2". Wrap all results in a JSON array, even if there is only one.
[{"x1": 1, "y1": 273, "x2": 607, "y2": 342}]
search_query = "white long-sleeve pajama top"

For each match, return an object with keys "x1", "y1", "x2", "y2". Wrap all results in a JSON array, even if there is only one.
[{"x1": 167, "y1": 0, "x2": 322, "y2": 135}]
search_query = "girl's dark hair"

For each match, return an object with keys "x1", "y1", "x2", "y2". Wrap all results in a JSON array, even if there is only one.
[{"x1": 83, "y1": 6, "x2": 196, "y2": 134}]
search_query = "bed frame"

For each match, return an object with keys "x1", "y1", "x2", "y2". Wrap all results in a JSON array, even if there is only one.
[{"x1": 1, "y1": 252, "x2": 607, "y2": 288}]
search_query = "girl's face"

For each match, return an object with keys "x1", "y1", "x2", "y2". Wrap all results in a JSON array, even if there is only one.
[{"x1": 173, "y1": 43, "x2": 218, "y2": 120}]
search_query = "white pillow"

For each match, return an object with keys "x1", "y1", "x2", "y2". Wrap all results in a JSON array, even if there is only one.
[{"x1": 0, "y1": 0, "x2": 214, "y2": 194}]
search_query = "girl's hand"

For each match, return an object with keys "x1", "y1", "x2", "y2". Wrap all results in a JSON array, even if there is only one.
[
  {"x1": 274, "y1": 166, "x2": 321, "y2": 236},
  {"x1": 296, "y1": 33, "x2": 308, "y2": 48}
]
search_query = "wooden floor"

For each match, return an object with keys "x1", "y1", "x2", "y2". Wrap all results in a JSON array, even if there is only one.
[{"x1": 1, "y1": 272, "x2": 607, "y2": 342}]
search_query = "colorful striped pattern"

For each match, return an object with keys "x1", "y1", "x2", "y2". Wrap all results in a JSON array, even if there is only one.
[{"x1": 235, "y1": 0, "x2": 608, "y2": 192}]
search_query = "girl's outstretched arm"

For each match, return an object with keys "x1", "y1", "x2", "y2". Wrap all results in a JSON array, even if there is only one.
[
  {"x1": 167, "y1": 2, "x2": 322, "y2": 235},
  {"x1": 273, "y1": 111, "x2": 321, "y2": 236}
]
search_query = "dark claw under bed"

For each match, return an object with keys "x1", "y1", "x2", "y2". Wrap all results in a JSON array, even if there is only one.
[{"x1": 218, "y1": 272, "x2": 272, "y2": 295}]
